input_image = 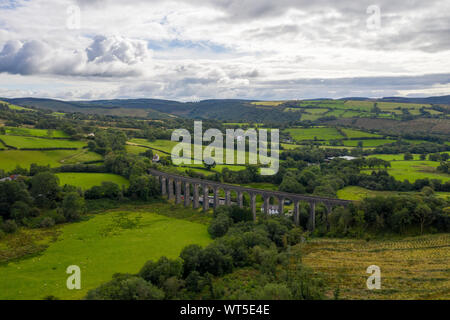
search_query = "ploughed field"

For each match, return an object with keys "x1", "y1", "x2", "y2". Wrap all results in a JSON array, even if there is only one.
[{"x1": 0, "y1": 204, "x2": 212, "y2": 300}]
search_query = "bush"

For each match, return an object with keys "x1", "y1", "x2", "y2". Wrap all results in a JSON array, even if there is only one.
[
  {"x1": 1, "y1": 219, "x2": 18, "y2": 234},
  {"x1": 208, "y1": 213, "x2": 233, "y2": 239},
  {"x1": 61, "y1": 192, "x2": 86, "y2": 222},
  {"x1": 39, "y1": 217, "x2": 55, "y2": 228},
  {"x1": 85, "y1": 274, "x2": 165, "y2": 300},
  {"x1": 138, "y1": 257, "x2": 183, "y2": 287}
]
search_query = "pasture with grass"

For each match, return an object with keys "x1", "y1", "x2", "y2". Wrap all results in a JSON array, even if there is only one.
[
  {"x1": 0, "y1": 149, "x2": 100, "y2": 172},
  {"x1": 0, "y1": 205, "x2": 212, "y2": 300},
  {"x1": 0, "y1": 135, "x2": 86, "y2": 149},
  {"x1": 56, "y1": 173, "x2": 129, "y2": 189},
  {"x1": 285, "y1": 127, "x2": 343, "y2": 141}
]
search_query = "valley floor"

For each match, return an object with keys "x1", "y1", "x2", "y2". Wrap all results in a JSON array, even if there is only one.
[{"x1": 0, "y1": 203, "x2": 212, "y2": 300}]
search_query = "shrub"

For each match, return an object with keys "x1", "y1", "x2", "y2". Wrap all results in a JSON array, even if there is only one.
[
  {"x1": 138, "y1": 257, "x2": 183, "y2": 287},
  {"x1": 39, "y1": 217, "x2": 55, "y2": 228},
  {"x1": 1, "y1": 219, "x2": 18, "y2": 233},
  {"x1": 85, "y1": 274, "x2": 164, "y2": 300},
  {"x1": 208, "y1": 213, "x2": 233, "y2": 239}
]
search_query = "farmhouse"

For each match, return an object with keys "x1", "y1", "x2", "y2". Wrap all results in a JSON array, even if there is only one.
[{"x1": 0, "y1": 174, "x2": 19, "y2": 182}]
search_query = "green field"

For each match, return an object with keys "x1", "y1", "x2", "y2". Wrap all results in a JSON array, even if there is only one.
[
  {"x1": 281, "y1": 143, "x2": 300, "y2": 150},
  {"x1": 271, "y1": 99, "x2": 441, "y2": 120},
  {"x1": 251, "y1": 101, "x2": 285, "y2": 106},
  {"x1": 129, "y1": 139, "x2": 273, "y2": 165},
  {"x1": 337, "y1": 186, "x2": 449, "y2": 201},
  {"x1": 363, "y1": 160, "x2": 450, "y2": 182},
  {"x1": 4, "y1": 127, "x2": 69, "y2": 138},
  {"x1": 56, "y1": 173, "x2": 129, "y2": 189},
  {"x1": 285, "y1": 127, "x2": 343, "y2": 141},
  {"x1": 125, "y1": 144, "x2": 149, "y2": 155},
  {"x1": 342, "y1": 139, "x2": 396, "y2": 147},
  {"x1": 367, "y1": 154, "x2": 422, "y2": 161},
  {"x1": 341, "y1": 128, "x2": 382, "y2": 139},
  {"x1": 0, "y1": 135, "x2": 86, "y2": 149},
  {"x1": 0, "y1": 206, "x2": 212, "y2": 300},
  {"x1": 128, "y1": 139, "x2": 176, "y2": 154},
  {"x1": 0, "y1": 101, "x2": 35, "y2": 112},
  {"x1": 0, "y1": 149, "x2": 102, "y2": 172}
]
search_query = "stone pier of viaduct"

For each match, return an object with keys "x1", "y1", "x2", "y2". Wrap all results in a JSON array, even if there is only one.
[{"x1": 149, "y1": 169, "x2": 352, "y2": 231}]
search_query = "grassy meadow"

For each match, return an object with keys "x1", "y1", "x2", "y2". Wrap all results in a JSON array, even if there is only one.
[
  {"x1": 0, "y1": 149, "x2": 102, "y2": 172},
  {"x1": 56, "y1": 173, "x2": 129, "y2": 190},
  {"x1": 341, "y1": 128, "x2": 382, "y2": 139},
  {"x1": 0, "y1": 135, "x2": 86, "y2": 149},
  {"x1": 342, "y1": 139, "x2": 396, "y2": 147},
  {"x1": 337, "y1": 186, "x2": 449, "y2": 201},
  {"x1": 4, "y1": 127, "x2": 69, "y2": 138},
  {"x1": 0, "y1": 205, "x2": 212, "y2": 300},
  {"x1": 299, "y1": 234, "x2": 450, "y2": 299},
  {"x1": 363, "y1": 160, "x2": 450, "y2": 182},
  {"x1": 285, "y1": 127, "x2": 343, "y2": 141}
]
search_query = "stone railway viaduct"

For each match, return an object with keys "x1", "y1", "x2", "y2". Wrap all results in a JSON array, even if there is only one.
[{"x1": 149, "y1": 169, "x2": 352, "y2": 231}]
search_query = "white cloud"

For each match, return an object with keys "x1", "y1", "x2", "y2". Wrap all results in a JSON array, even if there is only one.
[
  {"x1": 0, "y1": 0, "x2": 448, "y2": 100},
  {"x1": 0, "y1": 36, "x2": 152, "y2": 77}
]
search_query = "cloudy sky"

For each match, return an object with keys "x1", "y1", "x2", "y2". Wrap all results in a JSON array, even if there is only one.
[{"x1": 0, "y1": 0, "x2": 449, "y2": 101}]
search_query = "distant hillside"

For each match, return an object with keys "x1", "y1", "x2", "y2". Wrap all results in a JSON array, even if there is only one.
[
  {"x1": 2, "y1": 94, "x2": 449, "y2": 123},
  {"x1": 340, "y1": 95, "x2": 450, "y2": 105},
  {"x1": 379, "y1": 95, "x2": 450, "y2": 105},
  {"x1": 1, "y1": 97, "x2": 296, "y2": 122}
]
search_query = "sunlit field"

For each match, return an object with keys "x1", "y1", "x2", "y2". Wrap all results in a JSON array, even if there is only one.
[{"x1": 0, "y1": 204, "x2": 212, "y2": 300}]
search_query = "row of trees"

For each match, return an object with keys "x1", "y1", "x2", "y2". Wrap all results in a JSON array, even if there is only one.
[
  {"x1": 316, "y1": 195, "x2": 449, "y2": 237},
  {"x1": 0, "y1": 168, "x2": 161, "y2": 237}
]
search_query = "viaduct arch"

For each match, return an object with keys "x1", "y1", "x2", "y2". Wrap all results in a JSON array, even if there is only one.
[{"x1": 149, "y1": 169, "x2": 352, "y2": 231}]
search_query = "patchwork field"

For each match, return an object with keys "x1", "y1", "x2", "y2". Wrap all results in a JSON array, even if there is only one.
[
  {"x1": 0, "y1": 205, "x2": 212, "y2": 300},
  {"x1": 274, "y1": 99, "x2": 442, "y2": 121},
  {"x1": 251, "y1": 101, "x2": 285, "y2": 106},
  {"x1": 0, "y1": 135, "x2": 86, "y2": 149},
  {"x1": 300, "y1": 234, "x2": 450, "y2": 299},
  {"x1": 129, "y1": 139, "x2": 275, "y2": 165},
  {"x1": 56, "y1": 173, "x2": 129, "y2": 189},
  {"x1": 0, "y1": 149, "x2": 102, "y2": 172}
]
